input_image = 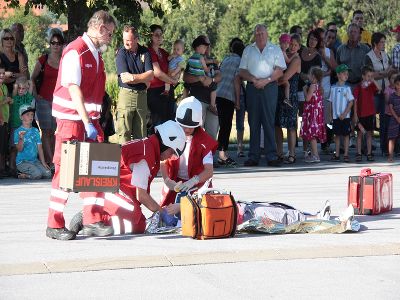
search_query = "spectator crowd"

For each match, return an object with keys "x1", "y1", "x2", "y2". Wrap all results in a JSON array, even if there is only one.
[{"x1": 2, "y1": 9, "x2": 400, "y2": 182}]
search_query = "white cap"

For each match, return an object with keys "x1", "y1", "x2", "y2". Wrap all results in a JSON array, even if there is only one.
[
  {"x1": 155, "y1": 120, "x2": 186, "y2": 156},
  {"x1": 175, "y1": 96, "x2": 203, "y2": 128}
]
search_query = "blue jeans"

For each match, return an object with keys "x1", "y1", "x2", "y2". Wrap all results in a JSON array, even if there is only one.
[{"x1": 246, "y1": 82, "x2": 278, "y2": 162}]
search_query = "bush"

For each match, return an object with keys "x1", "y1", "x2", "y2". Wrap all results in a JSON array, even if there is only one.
[{"x1": 105, "y1": 74, "x2": 119, "y2": 108}]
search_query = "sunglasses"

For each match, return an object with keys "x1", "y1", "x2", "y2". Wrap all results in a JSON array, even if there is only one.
[
  {"x1": 50, "y1": 41, "x2": 62, "y2": 46},
  {"x1": 3, "y1": 36, "x2": 14, "y2": 41}
]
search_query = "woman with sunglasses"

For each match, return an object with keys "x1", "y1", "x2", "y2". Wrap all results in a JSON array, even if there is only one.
[
  {"x1": 31, "y1": 29, "x2": 65, "y2": 169},
  {"x1": 147, "y1": 24, "x2": 178, "y2": 134},
  {"x1": 0, "y1": 28, "x2": 28, "y2": 95}
]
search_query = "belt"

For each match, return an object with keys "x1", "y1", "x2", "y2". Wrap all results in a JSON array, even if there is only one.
[{"x1": 119, "y1": 87, "x2": 146, "y2": 93}]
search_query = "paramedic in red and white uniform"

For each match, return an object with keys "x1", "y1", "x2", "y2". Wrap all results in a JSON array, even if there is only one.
[
  {"x1": 46, "y1": 11, "x2": 117, "y2": 240},
  {"x1": 160, "y1": 96, "x2": 218, "y2": 215},
  {"x1": 69, "y1": 120, "x2": 187, "y2": 235}
]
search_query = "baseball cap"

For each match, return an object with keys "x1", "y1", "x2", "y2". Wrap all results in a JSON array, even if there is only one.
[
  {"x1": 335, "y1": 64, "x2": 351, "y2": 74},
  {"x1": 390, "y1": 25, "x2": 400, "y2": 33},
  {"x1": 192, "y1": 36, "x2": 210, "y2": 49},
  {"x1": 19, "y1": 105, "x2": 35, "y2": 117},
  {"x1": 279, "y1": 33, "x2": 291, "y2": 44}
]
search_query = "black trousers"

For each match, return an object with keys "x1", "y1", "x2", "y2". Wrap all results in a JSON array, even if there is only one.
[
  {"x1": 147, "y1": 86, "x2": 174, "y2": 134},
  {"x1": 216, "y1": 97, "x2": 235, "y2": 151}
]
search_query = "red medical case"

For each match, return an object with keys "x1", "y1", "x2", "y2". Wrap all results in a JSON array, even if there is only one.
[{"x1": 348, "y1": 168, "x2": 393, "y2": 215}]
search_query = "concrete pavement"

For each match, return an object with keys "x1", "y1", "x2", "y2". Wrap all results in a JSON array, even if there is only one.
[{"x1": 0, "y1": 146, "x2": 399, "y2": 299}]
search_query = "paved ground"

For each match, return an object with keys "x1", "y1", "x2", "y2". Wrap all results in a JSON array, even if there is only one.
[{"x1": 0, "y1": 144, "x2": 399, "y2": 299}]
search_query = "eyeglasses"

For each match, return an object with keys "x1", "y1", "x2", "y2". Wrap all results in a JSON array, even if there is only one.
[
  {"x1": 3, "y1": 37, "x2": 14, "y2": 41},
  {"x1": 50, "y1": 41, "x2": 62, "y2": 46},
  {"x1": 102, "y1": 24, "x2": 113, "y2": 38}
]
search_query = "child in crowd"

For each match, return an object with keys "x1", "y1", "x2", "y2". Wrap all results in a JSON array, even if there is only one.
[
  {"x1": 8, "y1": 77, "x2": 35, "y2": 177},
  {"x1": 329, "y1": 64, "x2": 354, "y2": 162},
  {"x1": 279, "y1": 33, "x2": 293, "y2": 107},
  {"x1": 0, "y1": 65, "x2": 12, "y2": 177},
  {"x1": 164, "y1": 39, "x2": 185, "y2": 95},
  {"x1": 387, "y1": 75, "x2": 400, "y2": 162},
  {"x1": 14, "y1": 105, "x2": 51, "y2": 179},
  {"x1": 384, "y1": 70, "x2": 399, "y2": 155},
  {"x1": 300, "y1": 66, "x2": 326, "y2": 163},
  {"x1": 353, "y1": 65, "x2": 379, "y2": 162},
  {"x1": 186, "y1": 36, "x2": 218, "y2": 114}
]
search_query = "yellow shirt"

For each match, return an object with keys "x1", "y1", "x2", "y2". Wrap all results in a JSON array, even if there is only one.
[{"x1": 341, "y1": 29, "x2": 372, "y2": 46}]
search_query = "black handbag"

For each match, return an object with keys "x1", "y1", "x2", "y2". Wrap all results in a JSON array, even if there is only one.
[{"x1": 34, "y1": 54, "x2": 48, "y2": 91}]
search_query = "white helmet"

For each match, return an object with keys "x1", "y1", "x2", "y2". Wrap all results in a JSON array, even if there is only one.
[
  {"x1": 175, "y1": 96, "x2": 203, "y2": 128},
  {"x1": 155, "y1": 120, "x2": 186, "y2": 156}
]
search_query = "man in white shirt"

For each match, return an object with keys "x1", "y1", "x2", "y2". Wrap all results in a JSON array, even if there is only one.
[{"x1": 239, "y1": 24, "x2": 286, "y2": 167}]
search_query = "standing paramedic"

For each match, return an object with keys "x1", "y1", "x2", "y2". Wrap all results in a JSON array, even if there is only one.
[
  {"x1": 46, "y1": 10, "x2": 117, "y2": 240},
  {"x1": 159, "y1": 96, "x2": 218, "y2": 215},
  {"x1": 69, "y1": 120, "x2": 187, "y2": 235}
]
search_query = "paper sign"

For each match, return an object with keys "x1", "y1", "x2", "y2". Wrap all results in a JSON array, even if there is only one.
[{"x1": 91, "y1": 160, "x2": 119, "y2": 176}]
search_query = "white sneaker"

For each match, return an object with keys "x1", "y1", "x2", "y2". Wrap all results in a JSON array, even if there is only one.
[
  {"x1": 305, "y1": 155, "x2": 320, "y2": 163},
  {"x1": 338, "y1": 204, "x2": 355, "y2": 222},
  {"x1": 317, "y1": 200, "x2": 331, "y2": 220}
]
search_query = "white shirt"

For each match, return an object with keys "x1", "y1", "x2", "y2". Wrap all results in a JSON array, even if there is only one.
[
  {"x1": 177, "y1": 136, "x2": 213, "y2": 180},
  {"x1": 130, "y1": 159, "x2": 150, "y2": 190},
  {"x1": 239, "y1": 42, "x2": 286, "y2": 78},
  {"x1": 60, "y1": 33, "x2": 100, "y2": 87},
  {"x1": 329, "y1": 84, "x2": 354, "y2": 119}
]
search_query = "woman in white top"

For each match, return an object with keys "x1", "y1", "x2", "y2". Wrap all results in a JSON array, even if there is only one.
[{"x1": 364, "y1": 32, "x2": 393, "y2": 155}]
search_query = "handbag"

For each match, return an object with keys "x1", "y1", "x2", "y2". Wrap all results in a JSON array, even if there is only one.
[{"x1": 34, "y1": 54, "x2": 48, "y2": 92}]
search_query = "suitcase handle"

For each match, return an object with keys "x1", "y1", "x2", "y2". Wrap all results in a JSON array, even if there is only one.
[
  {"x1": 198, "y1": 188, "x2": 228, "y2": 196},
  {"x1": 360, "y1": 168, "x2": 372, "y2": 176}
]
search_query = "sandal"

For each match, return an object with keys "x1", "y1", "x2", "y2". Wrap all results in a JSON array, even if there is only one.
[
  {"x1": 388, "y1": 155, "x2": 394, "y2": 163},
  {"x1": 277, "y1": 155, "x2": 284, "y2": 163},
  {"x1": 355, "y1": 153, "x2": 362, "y2": 162},
  {"x1": 217, "y1": 157, "x2": 237, "y2": 167},
  {"x1": 237, "y1": 151, "x2": 245, "y2": 158},
  {"x1": 367, "y1": 154, "x2": 374, "y2": 161},
  {"x1": 284, "y1": 155, "x2": 296, "y2": 164},
  {"x1": 343, "y1": 155, "x2": 350, "y2": 163},
  {"x1": 330, "y1": 154, "x2": 340, "y2": 162}
]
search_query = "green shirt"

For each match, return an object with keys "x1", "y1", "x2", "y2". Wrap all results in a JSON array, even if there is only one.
[
  {"x1": 0, "y1": 84, "x2": 9, "y2": 122},
  {"x1": 10, "y1": 93, "x2": 34, "y2": 128}
]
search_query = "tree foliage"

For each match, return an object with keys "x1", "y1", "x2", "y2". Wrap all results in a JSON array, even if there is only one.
[
  {"x1": 3, "y1": 0, "x2": 180, "y2": 41},
  {"x1": 0, "y1": 7, "x2": 52, "y2": 72}
]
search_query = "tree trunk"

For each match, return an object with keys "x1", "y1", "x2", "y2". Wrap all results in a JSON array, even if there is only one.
[{"x1": 66, "y1": 0, "x2": 90, "y2": 42}]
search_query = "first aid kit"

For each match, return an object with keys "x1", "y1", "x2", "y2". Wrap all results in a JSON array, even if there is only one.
[
  {"x1": 181, "y1": 188, "x2": 238, "y2": 239},
  {"x1": 348, "y1": 168, "x2": 393, "y2": 215}
]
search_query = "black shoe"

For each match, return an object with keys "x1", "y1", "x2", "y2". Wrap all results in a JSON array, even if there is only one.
[
  {"x1": 82, "y1": 222, "x2": 114, "y2": 237},
  {"x1": 69, "y1": 211, "x2": 83, "y2": 234},
  {"x1": 267, "y1": 159, "x2": 282, "y2": 167},
  {"x1": 244, "y1": 159, "x2": 258, "y2": 166},
  {"x1": 46, "y1": 227, "x2": 76, "y2": 240}
]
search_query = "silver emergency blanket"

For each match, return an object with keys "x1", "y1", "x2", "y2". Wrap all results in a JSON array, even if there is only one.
[
  {"x1": 237, "y1": 202, "x2": 360, "y2": 234},
  {"x1": 145, "y1": 201, "x2": 361, "y2": 235},
  {"x1": 145, "y1": 211, "x2": 180, "y2": 234}
]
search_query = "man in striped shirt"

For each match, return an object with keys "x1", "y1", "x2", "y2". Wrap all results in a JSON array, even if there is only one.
[{"x1": 391, "y1": 25, "x2": 400, "y2": 71}]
